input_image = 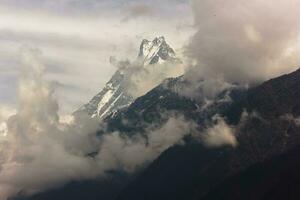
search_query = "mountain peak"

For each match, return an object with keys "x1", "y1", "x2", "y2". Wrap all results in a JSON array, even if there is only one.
[
  {"x1": 138, "y1": 36, "x2": 176, "y2": 65},
  {"x1": 153, "y1": 36, "x2": 165, "y2": 44},
  {"x1": 75, "y1": 36, "x2": 179, "y2": 119}
]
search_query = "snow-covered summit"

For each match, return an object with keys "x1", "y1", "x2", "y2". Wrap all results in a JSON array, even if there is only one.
[
  {"x1": 75, "y1": 36, "x2": 178, "y2": 119},
  {"x1": 138, "y1": 36, "x2": 176, "y2": 65}
]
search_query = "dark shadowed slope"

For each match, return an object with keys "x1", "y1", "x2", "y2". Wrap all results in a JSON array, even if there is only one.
[
  {"x1": 201, "y1": 144, "x2": 300, "y2": 200},
  {"x1": 116, "y1": 68, "x2": 300, "y2": 200},
  {"x1": 11, "y1": 172, "x2": 132, "y2": 200}
]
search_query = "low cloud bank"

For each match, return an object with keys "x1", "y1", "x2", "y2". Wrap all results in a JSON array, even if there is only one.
[
  {"x1": 0, "y1": 48, "x2": 192, "y2": 199},
  {"x1": 0, "y1": 48, "x2": 101, "y2": 199},
  {"x1": 96, "y1": 115, "x2": 196, "y2": 173},
  {"x1": 0, "y1": 47, "x2": 238, "y2": 198}
]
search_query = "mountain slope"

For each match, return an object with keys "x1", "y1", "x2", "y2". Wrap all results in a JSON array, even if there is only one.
[
  {"x1": 11, "y1": 172, "x2": 132, "y2": 200},
  {"x1": 104, "y1": 75, "x2": 245, "y2": 135},
  {"x1": 76, "y1": 36, "x2": 178, "y2": 119},
  {"x1": 200, "y1": 144, "x2": 300, "y2": 200},
  {"x1": 116, "y1": 68, "x2": 300, "y2": 200},
  {"x1": 76, "y1": 70, "x2": 133, "y2": 118}
]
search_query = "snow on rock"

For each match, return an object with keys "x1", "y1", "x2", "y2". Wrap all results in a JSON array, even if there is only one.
[{"x1": 75, "y1": 36, "x2": 177, "y2": 120}]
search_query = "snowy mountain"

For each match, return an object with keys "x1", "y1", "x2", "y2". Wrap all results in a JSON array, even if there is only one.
[
  {"x1": 138, "y1": 36, "x2": 176, "y2": 65},
  {"x1": 75, "y1": 36, "x2": 178, "y2": 119}
]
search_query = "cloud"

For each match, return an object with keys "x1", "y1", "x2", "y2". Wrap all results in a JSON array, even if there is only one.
[
  {"x1": 96, "y1": 114, "x2": 197, "y2": 172},
  {"x1": 281, "y1": 114, "x2": 300, "y2": 127},
  {"x1": 0, "y1": 48, "x2": 101, "y2": 199},
  {"x1": 110, "y1": 57, "x2": 185, "y2": 98},
  {"x1": 0, "y1": 1, "x2": 193, "y2": 114},
  {"x1": 123, "y1": 3, "x2": 155, "y2": 21},
  {"x1": 0, "y1": 48, "x2": 196, "y2": 199},
  {"x1": 201, "y1": 115, "x2": 237, "y2": 148},
  {"x1": 183, "y1": 0, "x2": 300, "y2": 98},
  {"x1": 0, "y1": 45, "x2": 251, "y2": 199},
  {"x1": 293, "y1": 118, "x2": 300, "y2": 127},
  {"x1": 0, "y1": 106, "x2": 16, "y2": 137},
  {"x1": 0, "y1": 106, "x2": 16, "y2": 123},
  {"x1": 177, "y1": 76, "x2": 236, "y2": 101}
]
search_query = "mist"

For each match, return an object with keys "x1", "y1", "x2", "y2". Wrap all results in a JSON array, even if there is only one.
[
  {"x1": 0, "y1": 48, "x2": 194, "y2": 199},
  {"x1": 0, "y1": 48, "x2": 102, "y2": 199},
  {"x1": 110, "y1": 57, "x2": 185, "y2": 98},
  {"x1": 0, "y1": 43, "x2": 245, "y2": 199},
  {"x1": 201, "y1": 115, "x2": 237, "y2": 148}
]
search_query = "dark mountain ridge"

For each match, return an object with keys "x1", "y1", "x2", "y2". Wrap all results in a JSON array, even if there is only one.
[{"x1": 116, "y1": 68, "x2": 300, "y2": 200}]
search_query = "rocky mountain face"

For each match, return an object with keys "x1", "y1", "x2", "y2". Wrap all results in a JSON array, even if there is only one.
[{"x1": 75, "y1": 36, "x2": 177, "y2": 119}]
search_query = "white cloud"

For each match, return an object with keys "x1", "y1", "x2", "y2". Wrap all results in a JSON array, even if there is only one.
[
  {"x1": 0, "y1": 48, "x2": 101, "y2": 199},
  {"x1": 96, "y1": 115, "x2": 196, "y2": 173},
  {"x1": 0, "y1": 106, "x2": 16, "y2": 123},
  {"x1": 0, "y1": 48, "x2": 196, "y2": 200},
  {"x1": 201, "y1": 116, "x2": 237, "y2": 148},
  {"x1": 111, "y1": 58, "x2": 186, "y2": 98},
  {"x1": 182, "y1": 0, "x2": 300, "y2": 100}
]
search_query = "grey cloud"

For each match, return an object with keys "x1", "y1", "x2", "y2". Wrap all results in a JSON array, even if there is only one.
[
  {"x1": 0, "y1": 48, "x2": 101, "y2": 199},
  {"x1": 0, "y1": 30, "x2": 112, "y2": 52},
  {"x1": 123, "y1": 3, "x2": 156, "y2": 21},
  {"x1": 110, "y1": 57, "x2": 185, "y2": 98},
  {"x1": 0, "y1": 1, "x2": 192, "y2": 114}
]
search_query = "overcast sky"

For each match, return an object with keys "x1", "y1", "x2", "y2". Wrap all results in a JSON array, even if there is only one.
[{"x1": 0, "y1": 0, "x2": 194, "y2": 114}]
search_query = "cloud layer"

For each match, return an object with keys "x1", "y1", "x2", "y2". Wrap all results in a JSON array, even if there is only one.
[
  {"x1": 0, "y1": 48, "x2": 100, "y2": 198},
  {"x1": 0, "y1": 48, "x2": 195, "y2": 199}
]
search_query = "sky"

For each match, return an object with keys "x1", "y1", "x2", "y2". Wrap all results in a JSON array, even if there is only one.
[{"x1": 0, "y1": 0, "x2": 194, "y2": 114}]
